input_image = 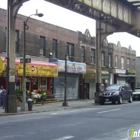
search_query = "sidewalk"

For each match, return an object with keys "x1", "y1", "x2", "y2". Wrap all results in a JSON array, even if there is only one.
[{"x1": 0, "y1": 99, "x2": 96, "y2": 116}]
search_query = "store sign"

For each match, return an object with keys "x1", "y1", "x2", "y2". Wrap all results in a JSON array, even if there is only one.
[
  {"x1": 102, "y1": 74, "x2": 109, "y2": 80},
  {"x1": 116, "y1": 69, "x2": 126, "y2": 74},
  {"x1": 58, "y1": 60, "x2": 86, "y2": 74},
  {"x1": 15, "y1": 64, "x2": 58, "y2": 77}
]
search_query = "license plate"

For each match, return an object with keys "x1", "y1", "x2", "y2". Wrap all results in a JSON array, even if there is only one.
[
  {"x1": 106, "y1": 99, "x2": 109, "y2": 102},
  {"x1": 135, "y1": 96, "x2": 138, "y2": 98}
]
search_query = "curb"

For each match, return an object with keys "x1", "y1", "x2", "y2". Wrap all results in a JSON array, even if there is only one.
[{"x1": 0, "y1": 104, "x2": 98, "y2": 116}]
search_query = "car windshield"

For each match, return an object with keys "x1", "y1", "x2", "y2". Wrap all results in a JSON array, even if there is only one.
[
  {"x1": 105, "y1": 85, "x2": 120, "y2": 91},
  {"x1": 134, "y1": 89, "x2": 140, "y2": 92}
]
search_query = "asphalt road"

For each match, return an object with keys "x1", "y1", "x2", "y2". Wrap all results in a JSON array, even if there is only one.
[{"x1": 0, "y1": 101, "x2": 140, "y2": 140}]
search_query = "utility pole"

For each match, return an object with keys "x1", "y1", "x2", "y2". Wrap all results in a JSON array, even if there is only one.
[{"x1": 62, "y1": 54, "x2": 68, "y2": 106}]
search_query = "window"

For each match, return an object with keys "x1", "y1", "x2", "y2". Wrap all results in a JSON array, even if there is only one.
[
  {"x1": 101, "y1": 52, "x2": 105, "y2": 67},
  {"x1": 132, "y1": 59, "x2": 135, "y2": 69},
  {"x1": 52, "y1": 39, "x2": 57, "y2": 58},
  {"x1": 40, "y1": 36, "x2": 46, "y2": 56},
  {"x1": 109, "y1": 54, "x2": 112, "y2": 67},
  {"x1": 5, "y1": 27, "x2": 7, "y2": 51},
  {"x1": 91, "y1": 49, "x2": 95, "y2": 64},
  {"x1": 121, "y1": 57, "x2": 124, "y2": 69},
  {"x1": 115, "y1": 55, "x2": 118, "y2": 68},
  {"x1": 127, "y1": 58, "x2": 130, "y2": 70},
  {"x1": 67, "y1": 43, "x2": 74, "y2": 57},
  {"x1": 15, "y1": 30, "x2": 19, "y2": 53},
  {"x1": 81, "y1": 46, "x2": 85, "y2": 62}
]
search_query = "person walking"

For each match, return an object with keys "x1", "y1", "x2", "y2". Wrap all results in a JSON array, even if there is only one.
[
  {"x1": 0, "y1": 88, "x2": 2, "y2": 106},
  {"x1": 1, "y1": 86, "x2": 6, "y2": 109}
]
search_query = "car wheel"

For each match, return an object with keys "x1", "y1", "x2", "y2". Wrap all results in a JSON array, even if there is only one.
[
  {"x1": 128, "y1": 95, "x2": 133, "y2": 103},
  {"x1": 99, "y1": 100, "x2": 104, "y2": 105},
  {"x1": 118, "y1": 95, "x2": 123, "y2": 104}
]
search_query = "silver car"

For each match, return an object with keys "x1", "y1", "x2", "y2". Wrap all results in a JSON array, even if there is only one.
[{"x1": 133, "y1": 88, "x2": 140, "y2": 101}]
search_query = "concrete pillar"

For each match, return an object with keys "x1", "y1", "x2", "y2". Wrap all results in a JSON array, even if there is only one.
[
  {"x1": 6, "y1": 0, "x2": 27, "y2": 113},
  {"x1": 6, "y1": 1, "x2": 17, "y2": 113},
  {"x1": 95, "y1": 21, "x2": 116, "y2": 103},
  {"x1": 95, "y1": 21, "x2": 102, "y2": 103}
]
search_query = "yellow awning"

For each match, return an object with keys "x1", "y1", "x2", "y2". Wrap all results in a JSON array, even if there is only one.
[
  {"x1": 83, "y1": 69, "x2": 95, "y2": 79},
  {"x1": 0, "y1": 57, "x2": 58, "y2": 77}
]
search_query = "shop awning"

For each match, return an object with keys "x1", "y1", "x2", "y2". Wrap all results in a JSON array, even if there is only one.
[
  {"x1": 102, "y1": 71, "x2": 109, "y2": 74},
  {"x1": 118, "y1": 74, "x2": 136, "y2": 77},
  {"x1": 0, "y1": 57, "x2": 58, "y2": 77},
  {"x1": 83, "y1": 69, "x2": 95, "y2": 79}
]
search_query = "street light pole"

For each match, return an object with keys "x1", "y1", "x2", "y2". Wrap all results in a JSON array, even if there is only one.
[
  {"x1": 21, "y1": 13, "x2": 43, "y2": 111},
  {"x1": 21, "y1": 21, "x2": 27, "y2": 111},
  {"x1": 62, "y1": 54, "x2": 68, "y2": 106}
]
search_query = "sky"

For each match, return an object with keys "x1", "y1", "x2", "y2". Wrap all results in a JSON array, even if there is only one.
[{"x1": 1, "y1": 0, "x2": 140, "y2": 56}]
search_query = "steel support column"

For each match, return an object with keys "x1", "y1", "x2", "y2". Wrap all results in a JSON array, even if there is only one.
[
  {"x1": 95, "y1": 21, "x2": 102, "y2": 103},
  {"x1": 6, "y1": 0, "x2": 27, "y2": 113},
  {"x1": 95, "y1": 21, "x2": 117, "y2": 103}
]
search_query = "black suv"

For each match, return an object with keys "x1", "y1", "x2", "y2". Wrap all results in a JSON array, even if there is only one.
[{"x1": 99, "y1": 84, "x2": 133, "y2": 105}]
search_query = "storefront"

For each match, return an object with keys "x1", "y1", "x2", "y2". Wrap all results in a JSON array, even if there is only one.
[
  {"x1": 0, "y1": 57, "x2": 58, "y2": 92},
  {"x1": 50, "y1": 59, "x2": 86, "y2": 101},
  {"x1": 114, "y1": 69, "x2": 136, "y2": 90},
  {"x1": 102, "y1": 71, "x2": 109, "y2": 89},
  {"x1": 82, "y1": 69, "x2": 96, "y2": 99},
  {"x1": 114, "y1": 69, "x2": 126, "y2": 84}
]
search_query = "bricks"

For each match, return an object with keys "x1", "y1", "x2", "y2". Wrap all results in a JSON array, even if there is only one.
[{"x1": 0, "y1": 8, "x2": 136, "y2": 71}]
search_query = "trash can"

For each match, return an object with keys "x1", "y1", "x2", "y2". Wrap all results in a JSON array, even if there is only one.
[{"x1": 27, "y1": 98, "x2": 33, "y2": 111}]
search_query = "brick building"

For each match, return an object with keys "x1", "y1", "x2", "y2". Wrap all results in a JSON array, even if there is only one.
[
  {"x1": 0, "y1": 8, "x2": 136, "y2": 101},
  {"x1": 136, "y1": 57, "x2": 140, "y2": 87}
]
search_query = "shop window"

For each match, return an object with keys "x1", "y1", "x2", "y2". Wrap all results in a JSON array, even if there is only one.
[
  {"x1": 40, "y1": 77, "x2": 47, "y2": 91},
  {"x1": 32, "y1": 77, "x2": 38, "y2": 90},
  {"x1": 26, "y1": 77, "x2": 31, "y2": 91}
]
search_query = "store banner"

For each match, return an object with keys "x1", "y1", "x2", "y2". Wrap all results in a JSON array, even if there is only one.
[
  {"x1": 0, "y1": 57, "x2": 58, "y2": 77},
  {"x1": 54, "y1": 59, "x2": 86, "y2": 74},
  {"x1": 15, "y1": 63, "x2": 58, "y2": 77}
]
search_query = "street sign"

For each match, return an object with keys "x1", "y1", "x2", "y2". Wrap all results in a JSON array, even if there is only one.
[{"x1": 20, "y1": 58, "x2": 31, "y2": 63}]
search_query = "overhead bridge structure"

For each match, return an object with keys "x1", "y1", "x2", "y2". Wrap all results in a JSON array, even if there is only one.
[
  {"x1": 43, "y1": 0, "x2": 140, "y2": 37},
  {"x1": 7, "y1": 0, "x2": 140, "y2": 112}
]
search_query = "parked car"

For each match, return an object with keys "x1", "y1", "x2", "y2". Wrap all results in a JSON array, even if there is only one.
[
  {"x1": 99, "y1": 84, "x2": 133, "y2": 105},
  {"x1": 133, "y1": 88, "x2": 140, "y2": 101}
]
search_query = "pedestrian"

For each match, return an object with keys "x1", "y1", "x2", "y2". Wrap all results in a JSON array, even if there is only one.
[
  {"x1": 1, "y1": 86, "x2": 6, "y2": 109},
  {"x1": 0, "y1": 88, "x2": 2, "y2": 106}
]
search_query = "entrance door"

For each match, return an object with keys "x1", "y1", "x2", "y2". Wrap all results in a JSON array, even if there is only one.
[{"x1": 85, "y1": 83, "x2": 89, "y2": 99}]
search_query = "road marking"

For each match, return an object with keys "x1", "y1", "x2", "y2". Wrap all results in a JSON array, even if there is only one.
[
  {"x1": 50, "y1": 113, "x2": 58, "y2": 115},
  {"x1": 98, "y1": 108, "x2": 121, "y2": 114},
  {"x1": 53, "y1": 135, "x2": 74, "y2": 140},
  {"x1": 122, "y1": 138, "x2": 129, "y2": 140}
]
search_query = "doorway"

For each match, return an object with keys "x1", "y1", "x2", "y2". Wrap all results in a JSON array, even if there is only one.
[{"x1": 85, "y1": 83, "x2": 89, "y2": 99}]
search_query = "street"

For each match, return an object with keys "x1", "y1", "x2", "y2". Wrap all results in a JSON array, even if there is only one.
[{"x1": 0, "y1": 101, "x2": 140, "y2": 140}]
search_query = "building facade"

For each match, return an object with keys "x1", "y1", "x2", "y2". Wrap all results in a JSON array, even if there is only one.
[
  {"x1": 0, "y1": 8, "x2": 136, "y2": 101},
  {"x1": 136, "y1": 57, "x2": 140, "y2": 87}
]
